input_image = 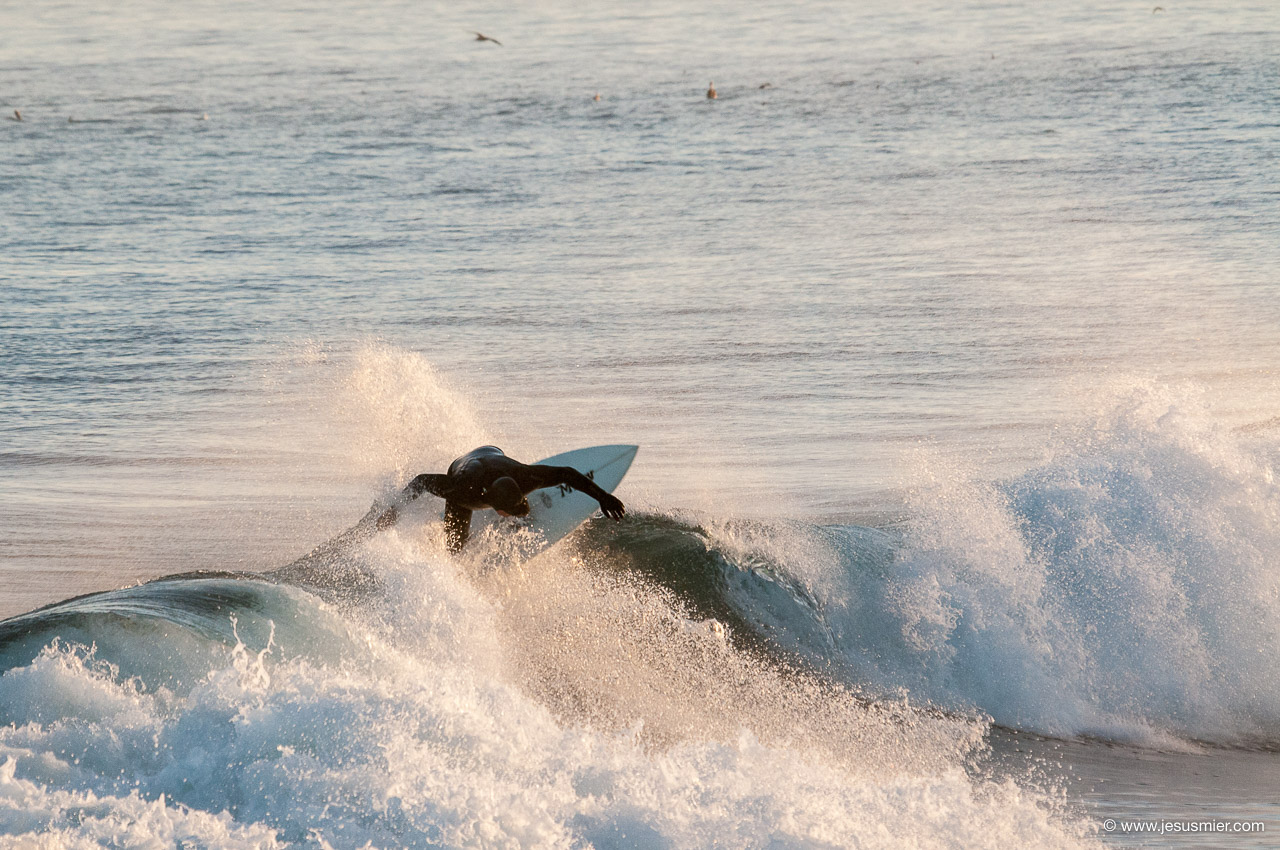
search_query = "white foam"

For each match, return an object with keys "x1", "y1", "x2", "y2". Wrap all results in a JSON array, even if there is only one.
[
  {"x1": 0, "y1": 532, "x2": 1095, "y2": 848},
  {"x1": 819, "y1": 381, "x2": 1280, "y2": 746}
]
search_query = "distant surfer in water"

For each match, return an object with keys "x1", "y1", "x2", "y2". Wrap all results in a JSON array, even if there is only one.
[{"x1": 374, "y1": 446, "x2": 625, "y2": 552}]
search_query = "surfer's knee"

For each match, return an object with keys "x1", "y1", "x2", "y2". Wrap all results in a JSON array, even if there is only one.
[{"x1": 445, "y1": 527, "x2": 467, "y2": 552}]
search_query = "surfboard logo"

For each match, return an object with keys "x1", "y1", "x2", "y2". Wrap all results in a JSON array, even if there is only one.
[{"x1": 555, "y1": 470, "x2": 593, "y2": 498}]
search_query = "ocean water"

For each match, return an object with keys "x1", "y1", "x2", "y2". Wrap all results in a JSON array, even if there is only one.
[{"x1": 3, "y1": 0, "x2": 1279, "y2": 846}]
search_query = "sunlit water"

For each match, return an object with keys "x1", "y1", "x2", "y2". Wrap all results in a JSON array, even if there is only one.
[{"x1": 3, "y1": 0, "x2": 1279, "y2": 847}]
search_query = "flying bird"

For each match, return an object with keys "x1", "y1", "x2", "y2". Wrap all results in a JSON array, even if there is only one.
[{"x1": 470, "y1": 31, "x2": 503, "y2": 46}]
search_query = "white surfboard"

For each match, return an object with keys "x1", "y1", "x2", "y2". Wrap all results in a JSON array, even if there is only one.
[{"x1": 466, "y1": 444, "x2": 637, "y2": 561}]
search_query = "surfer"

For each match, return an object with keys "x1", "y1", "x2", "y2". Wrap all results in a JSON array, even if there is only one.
[{"x1": 376, "y1": 446, "x2": 626, "y2": 552}]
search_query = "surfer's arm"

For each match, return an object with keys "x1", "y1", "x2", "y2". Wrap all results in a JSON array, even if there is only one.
[
  {"x1": 526, "y1": 465, "x2": 626, "y2": 520},
  {"x1": 405, "y1": 473, "x2": 452, "y2": 500},
  {"x1": 368, "y1": 474, "x2": 454, "y2": 531}
]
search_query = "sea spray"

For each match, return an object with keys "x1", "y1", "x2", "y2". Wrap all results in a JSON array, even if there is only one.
[
  {"x1": 554, "y1": 383, "x2": 1280, "y2": 748},
  {"x1": 815, "y1": 382, "x2": 1280, "y2": 746},
  {"x1": 0, "y1": 528, "x2": 1094, "y2": 848},
  {"x1": 261, "y1": 340, "x2": 494, "y2": 494}
]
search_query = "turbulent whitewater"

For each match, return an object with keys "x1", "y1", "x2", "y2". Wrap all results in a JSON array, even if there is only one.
[
  {"x1": 4, "y1": 380, "x2": 1279, "y2": 846},
  {"x1": 0, "y1": 524, "x2": 1087, "y2": 849}
]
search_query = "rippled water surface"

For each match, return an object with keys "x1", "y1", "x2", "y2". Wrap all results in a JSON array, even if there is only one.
[{"x1": 3, "y1": 1, "x2": 1279, "y2": 847}]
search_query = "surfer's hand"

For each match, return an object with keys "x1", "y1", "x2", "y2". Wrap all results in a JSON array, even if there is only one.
[{"x1": 598, "y1": 493, "x2": 626, "y2": 521}]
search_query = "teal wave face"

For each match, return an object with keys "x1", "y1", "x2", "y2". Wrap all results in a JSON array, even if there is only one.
[
  {"x1": 0, "y1": 576, "x2": 361, "y2": 703},
  {"x1": 568, "y1": 514, "x2": 896, "y2": 669}
]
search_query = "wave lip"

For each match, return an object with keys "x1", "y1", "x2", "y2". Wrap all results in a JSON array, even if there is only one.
[{"x1": 847, "y1": 385, "x2": 1280, "y2": 749}]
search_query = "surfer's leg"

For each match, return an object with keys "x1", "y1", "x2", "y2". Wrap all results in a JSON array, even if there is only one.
[{"x1": 443, "y1": 502, "x2": 473, "y2": 552}]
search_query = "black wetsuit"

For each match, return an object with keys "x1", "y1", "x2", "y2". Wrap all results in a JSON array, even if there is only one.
[{"x1": 392, "y1": 446, "x2": 625, "y2": 551}]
